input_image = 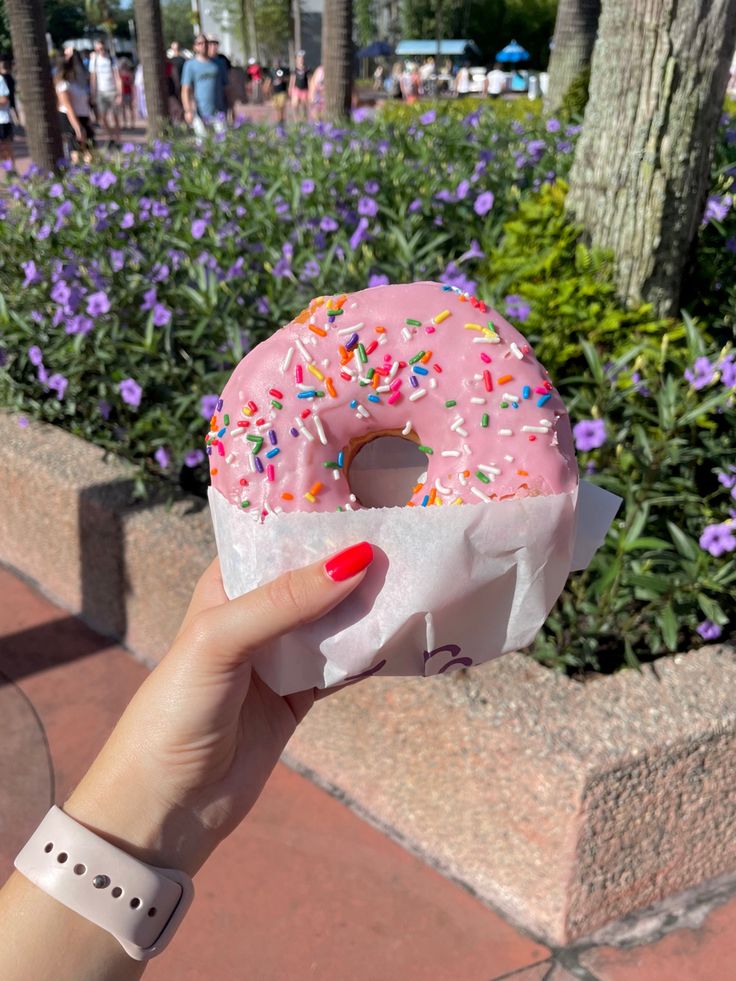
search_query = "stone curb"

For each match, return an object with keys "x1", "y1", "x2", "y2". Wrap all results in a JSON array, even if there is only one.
[{"x1": 2, "y1": 411, "x2": 735, "y2": 944}]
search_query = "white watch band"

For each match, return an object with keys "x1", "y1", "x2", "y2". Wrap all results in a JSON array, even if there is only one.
[{"x1": 14, "y1": 805, "x2": 195, "y2": 961}]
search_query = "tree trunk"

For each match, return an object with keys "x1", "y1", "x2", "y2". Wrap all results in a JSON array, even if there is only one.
[
  {"x1": 5, "y1": 0, "x2": 62, "y2": 172},
  {"x1": 244, "y1": 0, "x2": 258, "y2": 62},
  {"x1": 545, "y1": 0, "x2": 601, "y2": 113},
  {"x1": 566, "y1": 0, "x2": 736, "y2": 317},
  {"x1": 323, "y1": 0, "x2": 353, "y2": 121},
  {"x1": 133, "y1": 0, "x2": 169, "y2": 139}
]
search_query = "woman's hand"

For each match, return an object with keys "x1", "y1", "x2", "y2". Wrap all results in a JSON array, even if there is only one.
[{"x1": 64, "y1": 542, "x2": 374, "y2": 876}]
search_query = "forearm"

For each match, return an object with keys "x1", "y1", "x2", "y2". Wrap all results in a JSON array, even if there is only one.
[
  {"x1": 0, "y1": 871, "x2": 146, "y2": 981},
  {"x1": 181, "y1": 85, "x2": 194, "y2": 113}
]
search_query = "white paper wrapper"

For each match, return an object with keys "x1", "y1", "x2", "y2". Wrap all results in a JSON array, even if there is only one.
[{"x1": 208, "y1": 452, "x2": 620, "y2": 695}]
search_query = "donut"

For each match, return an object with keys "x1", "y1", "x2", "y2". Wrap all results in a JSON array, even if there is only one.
[{"x1": 206, "y1": 281, "x2": 578, "y2": 519}]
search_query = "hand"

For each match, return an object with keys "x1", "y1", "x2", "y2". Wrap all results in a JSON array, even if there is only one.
[
  {"x1": 184, "y1": 108, "x2": 194, "y2": 124},
  {"x1": 63, "y1": 544, "x2": 373, "y2": 876}
]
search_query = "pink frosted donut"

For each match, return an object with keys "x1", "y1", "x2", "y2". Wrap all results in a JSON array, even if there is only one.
[{"x1": 207, "y1": 281, "x2": 578, "y2": 518}]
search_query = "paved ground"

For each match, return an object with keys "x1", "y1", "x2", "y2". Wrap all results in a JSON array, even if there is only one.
[{"x1": 2, "y1": 562, "x2": 736, "y2": 979}]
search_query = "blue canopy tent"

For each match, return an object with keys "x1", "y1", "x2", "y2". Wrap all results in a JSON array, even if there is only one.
[
  {"x1": 357, "y1": 41, "x2": 394, "y2": 58},
  {"x1": 495, "y1": 40, "x2": 530, "y2": 63},
  {"x1": 395, "y1": 39, "x2": 482, "y2": 60}
]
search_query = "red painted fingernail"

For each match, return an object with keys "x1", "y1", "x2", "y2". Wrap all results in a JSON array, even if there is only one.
[{"x1": 324, "y1": 542, "x2": 374, "y2": 582}]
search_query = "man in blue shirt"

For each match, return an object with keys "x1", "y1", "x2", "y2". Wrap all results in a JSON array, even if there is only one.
[{"x1": 180, "y1": 34, "x2": 220, "y2": 135}]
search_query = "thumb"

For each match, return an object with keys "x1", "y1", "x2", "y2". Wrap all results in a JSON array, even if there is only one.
[{"x1": 187, "y1": 541, "x2": 374, "y2": 672}]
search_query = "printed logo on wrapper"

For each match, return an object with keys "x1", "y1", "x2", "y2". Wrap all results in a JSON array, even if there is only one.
[{"x1": 208, "y1": 481, "x2": 620, "y2": 696}]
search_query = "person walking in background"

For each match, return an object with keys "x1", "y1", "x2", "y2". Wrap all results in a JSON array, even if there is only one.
[
  {"x1": 0, "y1": 69, "x2": 15, "y2": 174},
  {"x1": 454, "y1": 61, "x2": 471, "y2": 97},
  {"x1": 207, "y1": 37, "x2": 230, "y2": 119},
  {"x1": 246, "y1": 57, "x2": 263, "y2": 103},
  {"x1": 169, "y1": 40, "x2": 186, "y2": 93},
  {"x1": 389, "y1": 62, "x2": 403, "y2": 99},
  {"x1": 0, "y1": 59, "x2": 20, "y2": 128},
  {"x1": 484, "y1": 62, "x2": 506, "y2": 99},
  {"x1": 270, "y1": 60, "x2": 289, "y2": 125},
  {"x1": 309, "y1": 63, "x2": 325, "y2": 120},
  {"x1": 54, "y1": 55, "x2": 94, "y2": 164},
  {"x1": 134, "y1": 59, "x2": 147, "y2": 122},
  {"x1": 181, "y1": 34, "x2": 221, "y2": 137},
  {"x1": 290, "y1": 49, "x2": 310, "y2": 122},
  {"x1": 89, "y1": 38, "x2": 121, "y2": 147},
  {"x1": 118, "y1": 59, "x2": 135, "y2": 127}
]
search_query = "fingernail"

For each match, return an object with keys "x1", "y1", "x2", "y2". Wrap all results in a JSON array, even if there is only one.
[{"x1": 324, "y1": 542, "x2": 374, "y2": 582}]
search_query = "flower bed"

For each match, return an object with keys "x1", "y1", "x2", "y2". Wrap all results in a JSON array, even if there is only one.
[{"x1": 0, "y1": 104, "x2": 734, "y2": 672}]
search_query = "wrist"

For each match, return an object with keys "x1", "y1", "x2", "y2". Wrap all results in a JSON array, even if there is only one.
[{"x1": 64, "y1": 768, "x2": 217, "y2": 878}]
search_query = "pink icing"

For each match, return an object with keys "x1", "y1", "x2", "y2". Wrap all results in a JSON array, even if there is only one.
[{"x1": 207, "y1": 282, "x2": 578, "y2": 518}]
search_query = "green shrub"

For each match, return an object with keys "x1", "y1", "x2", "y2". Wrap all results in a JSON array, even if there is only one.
[{"x1": 558, "y1": 67, "x2": 590, "y2": 122}]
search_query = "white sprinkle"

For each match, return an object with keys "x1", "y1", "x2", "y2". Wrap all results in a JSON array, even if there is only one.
[
  {"x1": 510, "y1": 342, "x2": 524, "y2": 359},
  {"x1": 230, "y1": 427, "x2": 248, "y2": 438},
  {"x1": 349, "y1": 302, "x2": 358, "y2": 310},
  {"x1": 248, "y1": 454, "x2": 256, "y2": 472},
  {"x1": 337, "y1": 322, "x2": 364, "y2": 335},
  {"x1": 409, "y1": 388, "x2": 427, "y2": 401},
  {"x1": 455, "y1": 427, "x2": 469, "y2": 437},
  {"x1": 498, "y1": 429, "x2": 513, "y2": 436},
  {"x1": 462, "y1": 443, "x2": 472, "y2": 454},
  {"x1": 417, "y1": 471, "x2": 427, "y2": 484},
  {"x1": 349, "y1": 493, "x2": 357, "y2": 502},
  {"x1": 441, "y1": 450, "x2": 461, "y2": 457},
  {"x1": 473, "y1": 373, "x2": 484, "y2": 380},
  {"x1": 401, "y1": 327, "x2": 412, "y2": 341},
  {"x1": 321, "y1": 358, "x2": 330, "y2": 368},
  {"x1": 345, "y1": 502, "x2": 354, "y2": 511},
  {"x1": 478, "y1": 464, "x2": 502, "y2": 475},
  {"x1": 471, "y1": 486, "x2": 492, "y2": 503},
  {"x1": 470, "y1": 397, "x2": 486, "y2": 405},
  {"x1": 297, "y1": 382, "x2": 313, "y2": 391},
  {"x1": 389, "y1": 360, "x2": 400, "y2": 380},
  {"x1": 376, "y1": 385, "x2": 391, "y2": 393},
  {"x1": 450, "y1": 416, "x2": 465, "y2": 431},
  {"x1": 225, "y1": 453, "x2": 236, "y2": 464},
  {"x1": 429, "y1": 378, "x2": 437, "y2": 389},
  {"x1": 473, "y1": 336, "x2": 501, "y2": 344},
  {"x1": 356, "y1": 404, "x2": 370, "y2": 418},
  {"x1": 425, "y1": 612, "x2": 436, "y2": 651},
  {"x1": 332, "y1": 469, "x2": 340, "y2": 480},
  {"x1": 313, "y1": 415, "x2": 327, "y2": 445},
  {"x1": 504, "y1": 455, "x2": 514, "y2": 462},
  {"x1": 503, "y1": 392, "x2": 520, "y2": 403},
  {"x1": 459, "y1": 472, "x2": 468, "y2": 486},
  {"x1": 295, "y1": 416, "x2": 315, "y2": 441},
  {"x1": 358, "y1": 375, "x2": 372, "y2": 384},
  {"x1": 378, "y1": 335, "x2": 388, "y2": 345},
  {"x1": 280, "y1": 347, "x2": 294, "y2": 373},
  {"x1": 402, "y1": 420, "x2": 413, "y2": 436},
  {"x1": 435, "y1": 478, "x2": 452, "y2": 495},
  {"x1": 341, "y1": 366, "x2": 356, "y2": 378},
  {"x1": 522, "y1": 425, "x2": 550, "y2": 433},
  {"x1": 295, "y1": 338, "x2": 314, "y2": 363},
  {"x1": 539, "y1": 418, "x2": 553, "y2": 426}
]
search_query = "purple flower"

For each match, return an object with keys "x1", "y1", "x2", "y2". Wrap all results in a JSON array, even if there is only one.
[
  {"x1": 51, "y1": 280, "x2": 71, "y2": 306},
  {"x1": 630, "y1": 371, "x2": 651, "y2": 397},
  {"x1": 22, "y1": 260, "x2": 42, "y2": 287},
  {"x1": 504, "y1": 294, "x2": 531, "y2": 322},
  {"x1": 91, "y1": 169, "x2": 117, "y2": 190},
  {"x1": 18, "y1": 416, "x2": 28, "y2": 428},
  {"x1": 684, "y1": 356, "x2": 715, "y2": 390},
  {"x1": 120, "y1": 212, "x2": 135, "y2": 229},
  {"x1": 272, "y1": 257, "x2": 292, "y2": 278},
  {"x1": 152, "y1": 201, "x2": 169, "y2": 219},
  {"x1": 47, "y1": 372, "x2": 68, "y2": 400},
  {"x1": 349, "y1": 216, "x2": 370, "y2": 251},
  {"x1": 358, "y1": 196, "x2": 378, "y2": 217},
  {"x1": 141, "y1": 287, "x2": 158, "y2": 312},
  {"x1": 439, "y1": 262, "x2": 476, "y2": 295},
  {"x1": 184, "y1": 448, "x2": 205, "y2": 468},
  {"x1": 696, "y1": 620, "x2": 722, "y2": 641},
  {"x1": 109, "y1": 249, "x2": 125, "y2": 272},
  {"x1": 191, "y1": 218, "x2": 207, "y2": 240},
  {"x1": 419, "y1": 109, "x2": 436, "y2": 125},
  {"x1": 368, "y1": 272, "x2": 389, "y2": 288},
  {"x1": 320, "y1": 216, "x2": 339, "y2": 232},
  {"x1": 408, "y1": 198, "x2": 422, "y2": 214},
  {"x1": 573, "y1": 419, "x2": 607, "y2": 452},
  {"x1": 364, "y1": 180, "x2": 379, "y2": 195},
  {"x1": 300, "y1": 179, "x2": 315, "y2": 194},
  {"x1": 154, "y1": 447, "x2": 170, "y2": 469},
  {"x1": 300, "y1": 259, "x2": 320, "y2": 281},
  {"x1": 717, "y1": 466, "x2": 736, "y2": 490},
  {"x1": 458, "y1": 239, "x2": 485, "y2": 264},
  {"x1": 65, "y1": 314, "x2": 93, "y2": 335},
  {"x1": 49, "y1": 182, "x2": 64, "y2": 198},
  {"x1": 152, "y1": 303, "x2": 171, "y2": 327},
  {"x1": 719, "y1": 355, "x2": 736, "y2": 388},
  {"x1": 28, "y1": 345, "x2": 44, "y2": 366},
  {"x1": 726, "y1": 237, "x2": 736, "y2": 254},
  {"x1": 200, "y1": 393, "x2": 219, "y2": 419},
  {"x1": 98, "y1": 399, "x2": 111, "y2": 420},
  {"x1": 702, "y1": 194, "x2": 731, "y2": 225},
  {"x1": 473, "y1": 191, "x2": 495, "y2": 217},
  {"x1": 87, "y1": 291, "x2": 111, "y2": 317},
  {"x1": 546, "y1": 117, "x2": 561, "y2": 133},
  {"x1": 699, "y1": 522, "x2": 736, "y2": 557},
  {"x1": 118, "y1": 378, "x2": 142, "y2": 408},
  {"x1": 456, "y1": 179, "x2": 470, "y2": 201}
]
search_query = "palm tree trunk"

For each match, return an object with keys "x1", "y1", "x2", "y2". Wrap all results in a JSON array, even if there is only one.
[
  {"x1": 545, "y1": 0, "x2": 600, "y2": 113},
  {"x1": 244, "y1": 0, "x2": 259, "y2": 62},
  {"x1": 133, "y1": 0, "x2": 169, "y2": 139},
  {"x1": 566, "y1": 0, "x2": 736, "y2": 317},
  {"x1": 5, "y1": 0, "x2": 62, "y2": 172},
  {"x1": 323, "y1": 0, "x2": 353, "y2": 121}
]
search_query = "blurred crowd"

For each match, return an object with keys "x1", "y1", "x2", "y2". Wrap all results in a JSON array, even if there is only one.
[{"x1": 375, "y1": 56, "x2": 548, "y2": 102}]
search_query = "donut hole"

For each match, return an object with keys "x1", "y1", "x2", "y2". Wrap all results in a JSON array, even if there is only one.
[{"x1": 347, "y1": 433, "x2": 428, "y2": 509}]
